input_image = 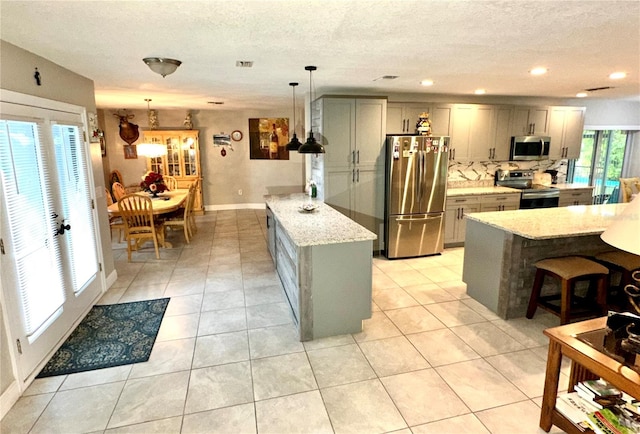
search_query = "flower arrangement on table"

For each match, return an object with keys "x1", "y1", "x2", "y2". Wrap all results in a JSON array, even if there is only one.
[{"x1": 140, "y1": 171, "x2": 168, "y2": 197}]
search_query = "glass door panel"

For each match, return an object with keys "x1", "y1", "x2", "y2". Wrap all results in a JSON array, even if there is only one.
[
  {"x1": 166, "y1": 137, "x2": 181, "y2": 176},
  {"x1": 182, "y1": 136, "x2": 197, "y2": 177}
]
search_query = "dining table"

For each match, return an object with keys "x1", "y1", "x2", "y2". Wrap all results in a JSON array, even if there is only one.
[{"x1": 108, "y1": 189, "x2": 189, "y2": 248}]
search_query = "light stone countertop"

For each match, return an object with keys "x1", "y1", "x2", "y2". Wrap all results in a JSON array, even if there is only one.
[
  {"x1": 265, "y1": 194, "x2": 377, "y2": 247},
  {"x1": 465, "y1": 203, "x2": 628, "y2": 239},
  {"x1": 447, "y1": 186, "x2": 521, "y2": 197}
]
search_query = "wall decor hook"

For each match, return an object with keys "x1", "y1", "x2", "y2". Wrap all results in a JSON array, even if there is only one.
[{"x1": 34, "y1": 67, "x2": 41, "y2": 86}]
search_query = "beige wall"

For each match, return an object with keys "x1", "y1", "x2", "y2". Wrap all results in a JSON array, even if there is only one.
[
  {"x1": 0, "y1": 40, "x2": 114, "y2": 399},
  {"x1": 102, "y1": 108, "x2": 305, "y2": 207}
]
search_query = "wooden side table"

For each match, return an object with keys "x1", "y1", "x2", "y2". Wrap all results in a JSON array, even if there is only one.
[{"x1": 541, "y1": 317, "x2": 640, "y2": 433}]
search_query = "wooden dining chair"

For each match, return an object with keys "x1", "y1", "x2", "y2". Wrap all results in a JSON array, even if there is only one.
[
  {"x1": 164, "y1": 175, "x2": 178, "y2": 191},
  {"x1": 105, "y1": 187, "x2": 125, "y2": 242},
  {"x1": 117, "y1": 194, "x2": 164, "y2": 261},
  {"x1": 163, "y1": 183, "x2": 194, "y2": 243},
  {"x1": 112, "y1": 181, "x2": 126, "y2": 201},
  {"x1": 188, "y1": 178, "x2": 200, "y2": 234},
  {"x1": 619, "y1": 177, "x2": 640, "y2": 203}
]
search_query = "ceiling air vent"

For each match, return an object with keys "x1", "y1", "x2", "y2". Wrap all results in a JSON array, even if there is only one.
[
  {"x1": 584, "y1": 86, "x2": 613, "y2": 92},
  {"x1": 236, "y1": 61, "x2": 254, "y2": 68},
  {"x1": 207, "y1": 101, "x2": 224, "y2": 105}
]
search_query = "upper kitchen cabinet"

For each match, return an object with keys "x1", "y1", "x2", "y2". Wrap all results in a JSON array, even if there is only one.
[
  {"x1": 548, "y1": 106, "x2": 586, "y2": 160},
  {"x1": 511, "y1": 106, "x2": 550, "y2": 136},
  {"x1": 452, "y1": 104, "x2": 500, "y2": 162},
  {"x1": 314, "y1": 96, "x2": 387, "y2": 250},
  {"x1": 386, "y1": 103, "x2": 451, "y2": 136},
  {"x1": 141, "y1": 129, "x2": 203, "y2": 214}
]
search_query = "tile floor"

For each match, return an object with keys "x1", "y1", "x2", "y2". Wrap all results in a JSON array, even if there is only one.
[{"x1": 1, "y1": 209, "x2": 571, "y2": 434}]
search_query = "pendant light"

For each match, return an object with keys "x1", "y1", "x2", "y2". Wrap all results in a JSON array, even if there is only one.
[
  {"x1": 298, "y1": 66, "x2": 325, "y2": 154},
  {"x1": 285, "y1": 82, "x2": 303, "y2": 151}
]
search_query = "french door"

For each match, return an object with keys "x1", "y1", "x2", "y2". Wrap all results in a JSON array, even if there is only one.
[{"x1": 0, "y1": 96, "x2": 102, "y2": 382}]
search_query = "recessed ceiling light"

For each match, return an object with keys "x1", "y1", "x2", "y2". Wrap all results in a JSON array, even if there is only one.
[
  {"x1": 609, "y1": 72, "x2": 626, "y2": 80},
  {"x1": 576, "y1": 92, "x2": 588, "y2": 98},
  {"x1": 474, "y1": 89, "x2": 486, "y2": 95},
  {"x1": 420, "y1": 79, "x2": 434, "y2": 86},
  {"x1": 529, "y1": 67, "x2": 548, "y2": 75}
]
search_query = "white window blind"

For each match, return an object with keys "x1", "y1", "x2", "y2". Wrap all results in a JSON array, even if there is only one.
[
  {"x1": 0, "y1": 120, "x2": 66, "y2": 337},
  {"x1": 52, "y1": 123, "x2": 98, "y2": 293}
]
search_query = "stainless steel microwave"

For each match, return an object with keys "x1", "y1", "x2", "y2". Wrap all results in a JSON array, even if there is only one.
[{"x1": 510, "y1": 136, "x2": 550, "y2": 161}]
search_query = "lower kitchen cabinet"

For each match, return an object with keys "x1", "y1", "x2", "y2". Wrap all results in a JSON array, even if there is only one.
[
  {"x1": 558, "y1": 187, "x2": 594, "y2": 206},
  {"x1": 445, "y1": 192, "x2": 520, "y2": 245},
  {"x1": 445, "y1": 197, "x2": 481, "y2": 245}
]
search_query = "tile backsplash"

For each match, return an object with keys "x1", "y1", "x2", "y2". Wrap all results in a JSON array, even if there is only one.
[{"x1": 447, "y1": 159, "x2": 568, "y2": 188}]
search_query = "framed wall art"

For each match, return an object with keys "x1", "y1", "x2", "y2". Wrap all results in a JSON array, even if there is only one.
[
  {"x1": 123, "y1": 145, "x2": 137, "y2": 159},
  {"x1": 248, "y1": 118, "x2": 289, "y2": 160}
]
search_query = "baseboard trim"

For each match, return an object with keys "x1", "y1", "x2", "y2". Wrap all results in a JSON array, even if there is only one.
[
  {"x1": 105, "y1": 269, "x2": 118, "y2": 289},
  {"x1": 205, "y1": 203, "x2": 265, "y2": 211},
  {"x1": 0, "y1": 380, "x2": 20, "y2": 420}
]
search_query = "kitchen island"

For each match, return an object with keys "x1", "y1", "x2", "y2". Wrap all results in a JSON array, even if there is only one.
[
  {"x1": 265, "y1": 194, "x2": 377, "y2": 341},
  {"x1": 462, "y1": 203, "x2": 629, "y2": 319}
]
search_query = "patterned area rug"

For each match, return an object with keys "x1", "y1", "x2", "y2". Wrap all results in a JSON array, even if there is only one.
[{"x1": 36, "y1": 298, "x2": 169, "y2": 378}]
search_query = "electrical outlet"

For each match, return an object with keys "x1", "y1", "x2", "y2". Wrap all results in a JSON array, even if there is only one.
[{"x1": 238, "y1": 189, "x2": 243, "y2": 196}]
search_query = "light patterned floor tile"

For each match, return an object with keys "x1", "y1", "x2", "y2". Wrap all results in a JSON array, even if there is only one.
[
  {"x1": 251, "y1": 352, "x2": 317, "y2": 400},
  {"x1": 474, "y1": 399, "x2": 565, "y2": 433},
  {"x1": 384, "y1": 306, "x2": 446, "y2": 334},
  {"x1": 192, "y1": 331, "x2": 250, "y2": 368},
  {"x1": 359, "y1": 336, "x2": 430, "y2": 377},
  {"x1": 184, "y1": 361, "x2": 253, "y2": 414},
  {"x1": 255, "y1": 390, "x2": 333, "y2": 434},
  {"x1": 411, "y1": 413, "x2": 490, "y2": 434},
  {"x1": 450, "y1": 322, "x2": 526, "y2": 357},
  {"x1": 407, "y1": 329, "x2": 481, "y2": 366},
  {"x1": 182, "y1": 403, "x2": 256, "y2": 434},
  {"x1": 307, "y1": 344, "x2": 376, "y2": 388}
]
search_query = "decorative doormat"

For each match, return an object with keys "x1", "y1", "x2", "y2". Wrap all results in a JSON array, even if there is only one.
[{"x1": 36, "y1": 298, "x2": 170, "y2": 378}]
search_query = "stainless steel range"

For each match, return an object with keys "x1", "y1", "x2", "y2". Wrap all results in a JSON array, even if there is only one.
[{"x1": 495, "y1": 170, "x2": 559, "y2": 209}]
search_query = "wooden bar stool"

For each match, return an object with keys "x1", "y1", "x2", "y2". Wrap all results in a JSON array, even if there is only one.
[
  {"x1": 526, "y1": 256, "x2": 609, "y2": 325},
  {"x1": 595, "y1": 250, "x2": 640, "y2": 309}
]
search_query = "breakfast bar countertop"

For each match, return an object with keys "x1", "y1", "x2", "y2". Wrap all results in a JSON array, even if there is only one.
[
  {"x1": 465, "y1": 203, "x2": 628, "y2": 240},
  {"x1": 265, "y1": 194, "x2": 376, "y2": 247}
]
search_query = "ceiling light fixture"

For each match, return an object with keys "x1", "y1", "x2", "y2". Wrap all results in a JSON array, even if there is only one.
[
  {"x1": 474, "y1": 89, "x2": 486, "y2": 95},
  {"x1": 285, "y1": 82, "x2": 303, "y2": 151},
  {"x1": 420, "y1": 79, "x2": 434, "y2": 86},
  {"x1": 137, "y1": 143, "x2": 167, "y2": 158},
  {"x1": 576, "y1": 92, "x2": 588, "y2": 98},
  {"x1": 298, "y1": 66, "x2": 325, "y2": 155},
  {"x1": 143, "y1": 57, "x2": 182, "y2": 77},
  {"x1": 609, "y1": 72, "x2": 626, "y2": 80},
  {"x1": 529, "y1": 67, "x2": 548, "y2": 76}
]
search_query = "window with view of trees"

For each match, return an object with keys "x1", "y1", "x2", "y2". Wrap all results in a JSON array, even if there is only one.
[{"x1": 568, "y1": 130, "x2": 630, "y2": 204}]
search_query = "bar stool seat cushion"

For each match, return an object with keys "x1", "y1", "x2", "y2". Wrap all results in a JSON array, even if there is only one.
[
  {"x1": 536, "y1": 256, "x2": 609, "y2": 280},
  {"x1": 595, "y1": 251, "x2": 640, "y2": 272}
]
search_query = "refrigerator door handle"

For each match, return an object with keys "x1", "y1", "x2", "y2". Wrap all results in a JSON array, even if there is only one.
[{"x1": 395, "y1": 214, "x2": 440, "y2": 223}]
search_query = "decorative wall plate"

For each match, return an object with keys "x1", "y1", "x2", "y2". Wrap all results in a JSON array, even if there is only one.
[{"x1": 231, "y1": 130, "x2": 243, "y2": 141}]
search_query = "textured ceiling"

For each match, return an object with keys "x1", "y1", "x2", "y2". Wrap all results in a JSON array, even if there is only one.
[{"x1": 2, "y1": 0, "x2": 639, "y2": 110}]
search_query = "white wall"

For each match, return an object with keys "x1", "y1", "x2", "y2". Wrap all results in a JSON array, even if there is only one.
[{"x1": 102, "y1": 108, "x2": 305, "y2": 208}]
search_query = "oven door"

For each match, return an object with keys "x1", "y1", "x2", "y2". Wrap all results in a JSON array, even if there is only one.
[{"x1": 520, "y1": 192, "x2": 559, "y2": 209}]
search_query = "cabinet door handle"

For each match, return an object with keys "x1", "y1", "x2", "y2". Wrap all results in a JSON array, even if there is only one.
[
  {"x1": 356, "y1": 150, "x2": 359, "y2": 164},
  {"x1": 352, "y1": 169, "x2": 356, "y2": 183},
  {"x1": 356, "y1": 168, "x2": 360, "y2": 183},
  {"x1": 352, "y1": 150, "x2": 356, "y2": 165}
]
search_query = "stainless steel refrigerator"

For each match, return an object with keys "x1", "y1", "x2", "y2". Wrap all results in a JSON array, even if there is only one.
[{"x1": 384, "y1": 135, "x2": 449, "y2": 259}]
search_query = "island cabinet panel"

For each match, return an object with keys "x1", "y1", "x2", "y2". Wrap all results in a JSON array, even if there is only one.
[
  {"x1": 314, "y1": 96, "x2": 387, "y2": 251},
  {"x1": 265, "y1": 195, "x2": 376, "y2": 341},
  {"x1": 266, "y1": 205, "x2": 276, "y2": 260},
  {"x1": 511, "y1": 106, "x2": 550, "y2": 136},
  {"x1": 548, "y1": 106, "x2": 586, "y2": 160}
]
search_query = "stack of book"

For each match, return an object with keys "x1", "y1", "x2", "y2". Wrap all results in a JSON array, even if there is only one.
[{"x1": 556, "y1": 379, "x2": 640, "y2": 434}]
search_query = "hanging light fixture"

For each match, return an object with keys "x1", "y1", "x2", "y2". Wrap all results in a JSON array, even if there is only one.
[
  {"x1": 285, "y1": 82, "x2": 303, "y2": 151},
  {"x1": 142, "y1": 57, "x2": 182, "y2": 77},
  {"x1": 137, "y1": 143, "x2": 167, "y2": 158},
  {"x1": 298, "y1": 66, "x2": 325, "y2": 154}
]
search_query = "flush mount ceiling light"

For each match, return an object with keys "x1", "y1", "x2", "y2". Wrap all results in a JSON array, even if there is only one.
[
  {"x1": 298, "y1": 66, "x2": 325, "y2": 155},
  {"x1": 420, "y1": 79, "x2": 434, "y2": 86},
  {"x1": 529, "y1": 67, "x2": 548, "y2": 76},
  {"x1": 143, "y1": 57, "x2": 182, "y2": 77},
  {"x1": 285, "y1": 82, "x2": 303, "y2": 151},
  {"x1": 609, "y1": 72, "x2": 627, "y2": 80},
  {"x1": 576, "y1": 92, "x2": 588, "y2": 98},
  {"x1": 474, "y1": 89, "x2": 486, "y2": 95}
]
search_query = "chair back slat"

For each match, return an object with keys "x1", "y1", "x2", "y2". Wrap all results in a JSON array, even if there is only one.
[{"x1": 112, "y1": 182, "x2": 126, "y2": 201}]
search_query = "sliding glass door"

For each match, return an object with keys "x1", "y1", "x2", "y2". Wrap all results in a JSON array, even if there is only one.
[{"x1": 570, "y1": 130, "x2": 629, "y2": 204}]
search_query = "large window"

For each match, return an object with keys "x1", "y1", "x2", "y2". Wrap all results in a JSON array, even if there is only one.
[{"x1": 568, "y1": 130, "x2": 631, "y2": 204}]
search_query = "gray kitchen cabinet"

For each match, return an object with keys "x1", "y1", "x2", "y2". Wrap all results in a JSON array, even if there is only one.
[
  {"x1": 444, "y1": 196, "x2": 481, "y2": 245},
  {"x1": 386, "y1": 103, "x2": 452, "y2": 135},
  {"x1": 315, "y1": 96, "x2": 387, "y2": 250},
  {"x1": 548, "y1": 106, "x2": 586, "y2": 160},
  {"x1": 492, "y1": 106, "x2": 513, "y2": 160},
  {"x1": 558, "y1": 187, "x2": 593, "y2": 206},
  {"x1": 445, "y1": 193, "x2": 520, "y2": 245},
  {"x1": 511, "y1": 106, "x2": 550, "y2": 136},
  {"x1": 454, "y1": 104, "x2": 496, "y2": 162}
]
